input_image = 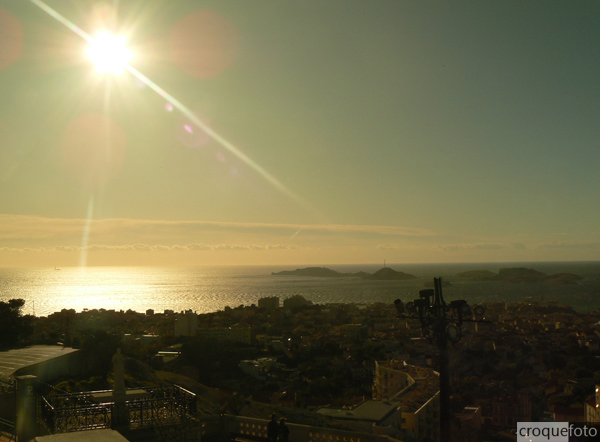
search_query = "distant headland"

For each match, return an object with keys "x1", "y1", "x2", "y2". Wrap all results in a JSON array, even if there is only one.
[
  {"x1": 273, "y1": 266, "x2": 583, "y2": 284},
  {"x1": 272, "y1": 266, "x2": 416, "y2": 281},
  {"x1": 455, "y1": 267, "x2": 583, "y2": 284}
]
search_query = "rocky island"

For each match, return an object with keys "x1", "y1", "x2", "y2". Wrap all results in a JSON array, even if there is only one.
[
  {"x1": 362, "y1": 267, "x2": 416, "y2": 280},
  {"x1": 272, "y1": 266, "x2": 416, "y2": 280},
  {"x1": 271, "y1": 267, "x2": 350, "y2": 278},
  {"x1": 455, "y1": 267, "x2": 583, "y2": 284}
]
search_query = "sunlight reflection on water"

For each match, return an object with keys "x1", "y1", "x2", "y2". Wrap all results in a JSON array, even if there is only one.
[{"x1": 0, "y1": 263, "x2": 598, "y2": 316}]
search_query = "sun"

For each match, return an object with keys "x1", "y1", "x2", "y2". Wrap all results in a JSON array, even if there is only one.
[{"x1": 86, "y1": 31, "x2": 133, "y2": 75}]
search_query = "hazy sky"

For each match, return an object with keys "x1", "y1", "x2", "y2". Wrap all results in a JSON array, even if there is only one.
[{"x1": 0, "y1": 0, "x2": 598, "y2": 267}]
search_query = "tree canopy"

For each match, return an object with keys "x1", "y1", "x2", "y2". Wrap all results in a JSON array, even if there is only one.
[{"x1": 0, "y1": 299, "x2": 32, "y2": 349}]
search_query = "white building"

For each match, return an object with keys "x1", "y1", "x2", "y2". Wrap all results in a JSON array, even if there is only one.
[{"x1": 585, "y1": 385, "x2": 600, "y2": 422}]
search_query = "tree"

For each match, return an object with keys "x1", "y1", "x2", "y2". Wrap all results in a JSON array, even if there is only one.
[
  {"x1": 0, "y1": 299, "x2": 31, "y2": 349},
  {"x1": 181, "y1": 338, "x2": 258, "y2": 383},
  {"x1": 78, "y1": 330, "x2": 121, "y2": 380}
]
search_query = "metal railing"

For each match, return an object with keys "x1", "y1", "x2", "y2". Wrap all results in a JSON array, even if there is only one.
[
  {"x1": 41, "y1": 397, "x2": 112, "y2": 433},
  {"x1": 39, "y1": 385, "x2": 196, "y2": 434}
]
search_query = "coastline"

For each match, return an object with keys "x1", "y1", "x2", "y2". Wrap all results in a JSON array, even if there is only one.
[{"x1": 0, "y1": 262, "x2": 598, "y2": 317}]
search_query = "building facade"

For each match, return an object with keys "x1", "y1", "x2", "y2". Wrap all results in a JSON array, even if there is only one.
[{"x1": 373, "y1": 360, "x2": 440, "y2": 442}]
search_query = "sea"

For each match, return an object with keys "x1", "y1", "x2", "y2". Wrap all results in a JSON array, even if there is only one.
[{"x1": 0, "y1": 262, "x2": 599, "y2": 317}]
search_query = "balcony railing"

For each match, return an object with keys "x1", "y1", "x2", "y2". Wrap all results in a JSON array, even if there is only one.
[{"x1": 39, "y1": 386, "x2": 196, "y2": 433}]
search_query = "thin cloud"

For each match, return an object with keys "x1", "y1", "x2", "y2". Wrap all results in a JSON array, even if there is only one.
[
  {"x1": 537, "y1": 241, "x2": 600, "y2": 250},
  {"x1": 0, "y1": 243, "x2": 301, "y2": 253},
  {"x1": 378, "y1": 244, "x2": 418, "y2": 250},
  {"x1": 0, "y1": 215, "x2": 88, "y2": 240},
  {"x1": 438, "y1": 243, "x2": 505, "y2": 252},
  {"x1": 0, "y1": 214, "x2": 434, "y2": 244}
]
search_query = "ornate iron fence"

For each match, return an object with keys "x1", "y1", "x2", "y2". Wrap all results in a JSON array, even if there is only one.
[
  {"x1": 41, "y1": 398, "x2": 112, "y2": 433},
  {"x1": 40, "y1": 386, "x2": 196, "y2": 433}
]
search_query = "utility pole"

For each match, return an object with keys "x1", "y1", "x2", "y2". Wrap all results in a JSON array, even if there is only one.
[{"x1": 395, "y1": 277, "x2": 488, "y2": 442}]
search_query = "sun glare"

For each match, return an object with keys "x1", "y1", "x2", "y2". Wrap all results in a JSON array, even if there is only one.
[{"x1": 86, "y1": 31, "x2": 132, "y2": 75}]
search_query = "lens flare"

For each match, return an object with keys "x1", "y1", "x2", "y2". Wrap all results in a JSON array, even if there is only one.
[
  {"x1": 0, "y1": 7, "x2": 23, "y2": 69},
  {"x1": 176, "y1": 110, "x2": 213, "y2": 149},
  {"x1": 29, "y1": 0, "x2": 314, "y2": 213},
  {"x1": 87, "y1": 31, "x2": 133, "y2": 75}
]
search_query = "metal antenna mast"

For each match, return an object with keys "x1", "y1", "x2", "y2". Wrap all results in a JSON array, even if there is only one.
[{"x1": 395, "y1": 277, "x2": 489, "y2": 442}]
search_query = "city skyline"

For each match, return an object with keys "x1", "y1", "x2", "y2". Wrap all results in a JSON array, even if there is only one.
[{"x1": 0, "y1": 0, "x2": 598, "y2": 267}]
